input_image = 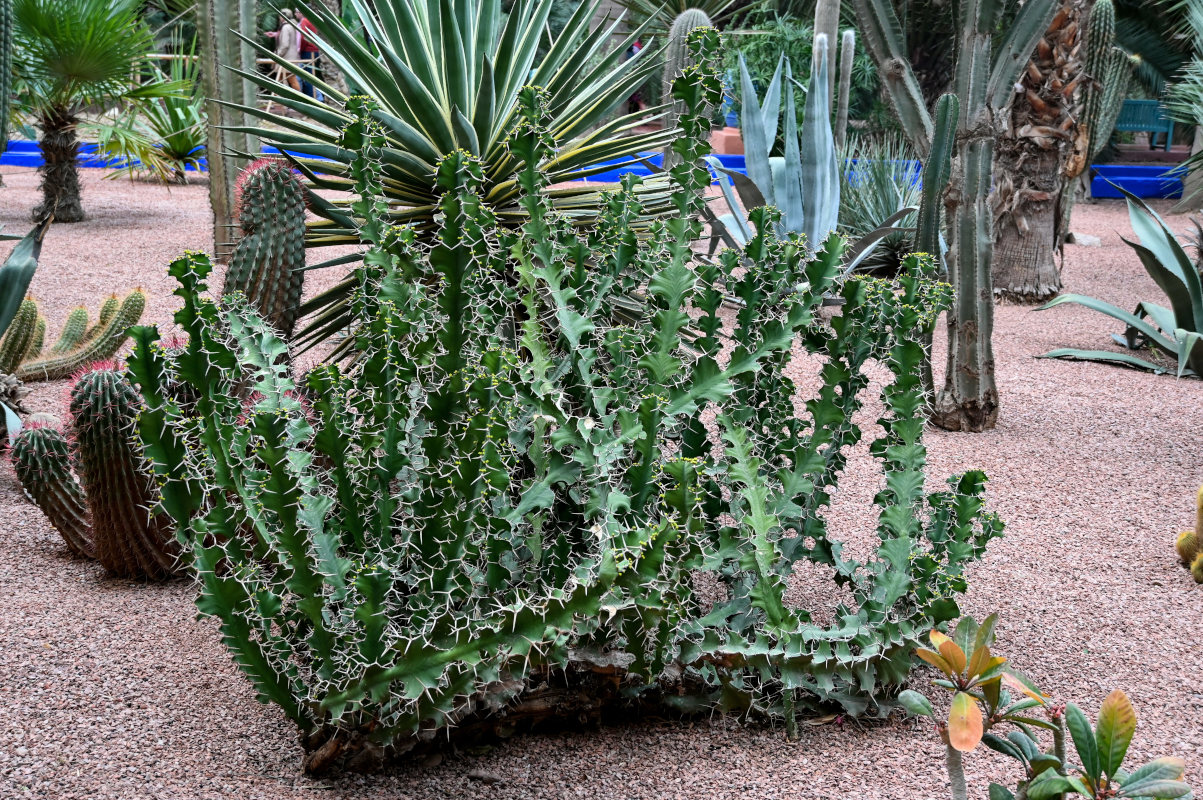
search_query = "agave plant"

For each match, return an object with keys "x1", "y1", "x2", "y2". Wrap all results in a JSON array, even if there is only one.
[
  {"x1": 229, "y1": 0, "x2": 677, "y2": 355},
  {"x1": 706, "y1": 45, "x2": 840, "y2": 251},
  {"x1": 1040, "y1": 190, "x2": 1203, "y2": 377}
]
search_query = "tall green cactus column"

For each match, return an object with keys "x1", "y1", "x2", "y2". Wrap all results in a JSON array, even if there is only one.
[
  {"x1": 223, "y1": 159, "x2": 307, "y2": 337},
  {"x1": 854, "y1": 0, "x2": 1058, "y2": 431},
  {"x1": 197, "y1": 0, "x2": 260, "y2": 260}
]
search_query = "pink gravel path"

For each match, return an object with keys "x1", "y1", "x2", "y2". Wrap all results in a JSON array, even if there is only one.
[{"x1": 0, "y1": 165, "x2": 1200, "y2": 800}]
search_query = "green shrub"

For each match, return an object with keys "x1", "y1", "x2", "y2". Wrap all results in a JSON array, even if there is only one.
[{"x1": 129, "y1": 33, "x2": 1000, "y2": 773}]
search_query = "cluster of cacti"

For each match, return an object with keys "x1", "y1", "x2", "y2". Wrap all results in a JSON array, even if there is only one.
[
  {"x1": 128, "y1": 38, "x2": 1000, "y2": 772},
  {"x1": 222, "y1": 158, "x2": 308, "y2": 337},
  {"x1": 854, "y1": 0, "x2": 1060, "y2": 430},
  {"x1": 0, "y1": 291, "x2": 146, "y2": 382},
  {"x1": 1174, "y1": 485, "x2": 1203, "y2": 583},
  {"x1": 10, "y1": 364, "x2": 178, "y2": 579}
]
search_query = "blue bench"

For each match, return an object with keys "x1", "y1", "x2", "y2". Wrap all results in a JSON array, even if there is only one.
[{"x1": 1114, "y1": 100, "x2": 1175, "y2": 151}]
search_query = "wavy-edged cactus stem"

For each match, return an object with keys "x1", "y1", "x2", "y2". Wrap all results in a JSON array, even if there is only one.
[
  {"x1": 11, "y1": 424, "x2": 95, "y2": 559},
  {"x1": 223, "y1": 159, "x2": 307, "y2": 338},
  {"x1": 80, "y1": 296, "x2": 118, "y2": 346},
  {"x1": 1192, "y1": 553, "x2": 1203, "y2": 584},
  {"x1": 661, "y1": 9, "x2": 713, "y2": 169},
  {"x1": 1177, "y1": 530, "x2": 1198, "y2": 565},
  {"x1": 17, "y1": 290, "x2": 146, "y2": 382},
  {"x1": 70, "y1": 366, "x2": 177, "y2": 579},
  {"x1": 0, "y1": 298, "x2": 39, "y2": 374},
  {"x1": 50, "y1": 307, "x2": 90, "y2": 354}
]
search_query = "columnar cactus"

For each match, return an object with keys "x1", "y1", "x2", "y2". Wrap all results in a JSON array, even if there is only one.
[
  {"x1": 835, "y1": 29, "x2": 855, "y2": 150},
  {"x1": 223, "y1": 159, "x2": 308, "y2": 338},
  {"x1": 12, "y1": 366, "x2": 177, "y2": 578},
  {"x1": 1082, "y1": 0, "x2": 1132, "y2": 163},
  {"x1": 853, "y1": 0, "x2": 1059, "y2": 430},
  {"x1": 0, "y1": 0, "x2": 11, "y2": 174},
  {"x1": 23, "y1": 315, "x2": 45, "y2": 360},
  {"x1": 50, "y1": 307, "x2": 90, "y2": 354},
  {"x1": 17, "y1": 290, "x2": 146, "y2": 382},
  {"x1": 813, "y1": 0, "x2": 840, "y2": 99},
  {"x1": 197, "y1": 0, "x2": 260, "y2": 258},
  {"x1": 82, "y1": 295, "x2": 119, "y2": 345}
]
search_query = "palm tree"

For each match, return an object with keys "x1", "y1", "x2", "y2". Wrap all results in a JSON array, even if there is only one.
[
  {"x1": 12, "y1": 0, "x2": 183, "y2": 222},
  {"x1": 991, "y1": 0, "x2": 1088, "y2": 303}
]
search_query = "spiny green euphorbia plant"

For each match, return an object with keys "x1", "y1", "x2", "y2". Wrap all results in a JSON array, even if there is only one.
[{"x1": 129, "y1": 32, "x2": 1001, "y2": 773}]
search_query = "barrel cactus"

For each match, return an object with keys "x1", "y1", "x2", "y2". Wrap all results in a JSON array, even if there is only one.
[
  {"x1": 11, "y1": 365, "x2": 178, "y2": 579},
  {"x1": 223, "y1": 158, "x2": 307, "y2": 338}
]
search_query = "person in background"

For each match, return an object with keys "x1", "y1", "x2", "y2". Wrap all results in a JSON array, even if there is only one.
[
  {"x1": 295, "y1": 9, "x2": 323, "y2": 101},
  {"x1": 264, "y1": 9, "x2": 302, "y2": 92}
]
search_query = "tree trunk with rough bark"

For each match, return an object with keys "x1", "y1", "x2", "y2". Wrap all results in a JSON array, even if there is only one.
[
  {"x1": 992, "y1": 144, "x2": 1064, "y2": 301},
  {"x1": 991, "y1": 0, "x2": 1089, "y2": 304},
  {"x1": 34, "y1": 109, "x2": 85, "y2": 223}
]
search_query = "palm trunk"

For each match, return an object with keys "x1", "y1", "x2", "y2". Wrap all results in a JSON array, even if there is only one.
[
  {"x1": 35, "y1": 109, "x2": 85, "y2": 223},
  {"x1": 992, "y1": 143, "x2": 1063, "y2": 302},
  {"x1": 990, "y1": 0, "x2": 1088, "y2": 303}
]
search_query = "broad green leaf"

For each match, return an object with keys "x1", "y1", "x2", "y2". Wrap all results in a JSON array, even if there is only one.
[
  {"x1": 1039, "y1": 348, "x2": 1171, "y2": 374},
  {"x1": 896, "y1": 689, "x2": 935, "y2": 718},
  {"x1": 1118, "y1": 758, "x2": 1189, "y2": 798},
  {"x1": 1066, "y1": 702, "x2": 1101, "y2": 784},
  {"x1": 988, "y1": 784, "x2": 1016, "y2": 800},
  {"x1": 1026, "y1": 772, "x2": 1074, "y2": 800}
]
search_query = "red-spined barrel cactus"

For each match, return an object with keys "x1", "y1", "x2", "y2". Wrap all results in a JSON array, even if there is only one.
[
  {"x1": 224, "y1": 159, "x2": 307, "y2": 338},
  {"x1": 12, "y1": 365, "x2": 178, "y2": 579}
]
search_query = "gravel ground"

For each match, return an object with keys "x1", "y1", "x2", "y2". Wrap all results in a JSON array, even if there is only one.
[{"x1": 1, "y1": 165, "x2": 1201, "y2": 800}]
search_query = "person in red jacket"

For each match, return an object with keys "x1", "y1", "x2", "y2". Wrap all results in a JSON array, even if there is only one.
[{"x1": 294, "y1": 9, "x2": 322, "y2": 100}]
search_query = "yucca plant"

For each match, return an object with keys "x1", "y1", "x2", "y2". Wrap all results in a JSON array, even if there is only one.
[
  {"x1": 1040, "y1": 190, "x2": 1203, "y2": 377},
  {"x1": 130, "y1": 35, "x2": 1000, "y2": 773},
  {"x1": 10, "y1": 0, "x2": 186, "y2": 221},
  {"x1": 228, "y1": 0, "x2": 679, "y2": 356}
]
